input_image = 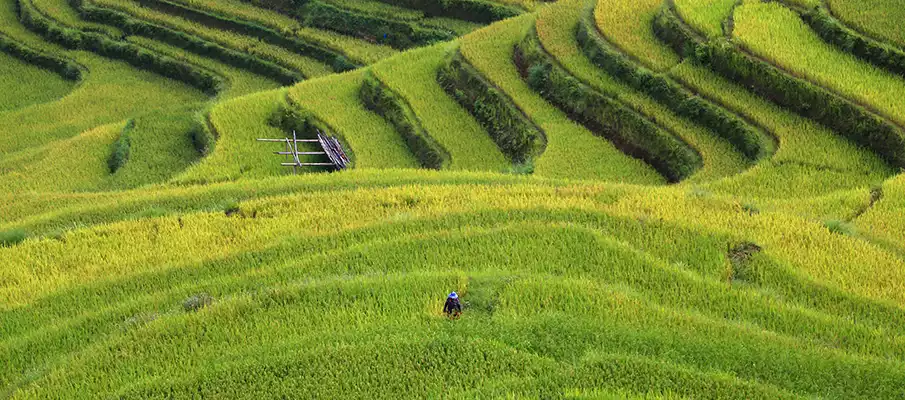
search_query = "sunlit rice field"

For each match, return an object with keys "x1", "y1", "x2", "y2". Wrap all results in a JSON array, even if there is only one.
[{"x1": 1, "y1": 0, "x2": 904, "y2": 397}]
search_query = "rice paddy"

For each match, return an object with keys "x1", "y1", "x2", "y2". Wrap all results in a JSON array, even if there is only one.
[{"x1": 1, "y1": 0, "x2": 903, "y2": 397}]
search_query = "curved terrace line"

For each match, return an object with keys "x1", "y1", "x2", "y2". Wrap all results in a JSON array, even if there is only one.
[
  {"x1": 655, "y1": 0, "x2": 905, "y2": 169},
  {"x1": 722, "y1": 1, "x2": 905, "y2": 133},
  {"x1": 518, "y1": 27, "x2": 704, "y2": 183},
  {"x1": 580, "y1": 1, "x2": 777, "y2": 164}
]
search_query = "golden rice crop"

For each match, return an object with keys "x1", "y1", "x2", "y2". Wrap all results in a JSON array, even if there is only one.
[
  {"x1": 593, "y1": 0, "x2": 680, "y2": 71},
  {"x1": 827, "y1": 0, "x2": 905, "y2": 48},
  {"x1": 163, "y1": 0, "x2": 399, "y2": 63},
  {"x1": 1, "y1": 0, "x2": 905, "y2": 396},
  {"x1": 536, "y1": 0, "x2": 751, "y2": 184},
  {"x1": 733, "y1": 1, "x2": 905, "y2": 127},
  {"x1": 459, "y1": 14, "x2": 666, "y2": 183}
]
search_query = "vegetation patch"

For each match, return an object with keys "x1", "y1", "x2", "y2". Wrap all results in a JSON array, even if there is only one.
[
  {"x1": 437, "y1": 52, "x2": 542, "y2": 163},
  {"x1": 578, "y1": 3, "x2": 774, "y2": 162},
  {"x1": 108, "y1": 119, "x2": 136, "y2": 173},
  {"x1": 182, "y1": 293, "x2": 214, "y2": 312},
  {"x1": 652, "y1": 2, "x2": 905, "y2": 169},
  {"x1": 0, "y1": 229, "x2": 28, "y2": 247},
  {"x1": 727, "y1": 241, "x2": 762, "y2": 283},
  {"x1": 360, "y1": 72, "x2": 450, "y2": 170},
  {"x1": 515, "y1": 30, "x2": 701, "y2": 182}
]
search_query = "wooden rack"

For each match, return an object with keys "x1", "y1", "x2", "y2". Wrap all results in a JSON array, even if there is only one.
[{"x1": 257, "y1": 130, "x2": 350, "y2": 174}]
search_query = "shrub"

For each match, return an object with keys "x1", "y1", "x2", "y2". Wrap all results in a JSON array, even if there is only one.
[
  {"x1": 0, "y1": 229, "x2": 27, "y2": 247},
  {"x1": 182, "y1": 293, "x2": 214, "y2": 312},
  {"x1": 108, "y1": 119, "x2": 135, "y2": 173}
]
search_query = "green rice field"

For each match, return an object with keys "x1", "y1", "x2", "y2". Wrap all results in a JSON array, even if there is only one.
[{"x1": 1, "y1": 0, "x2": 904, "y2": 397}]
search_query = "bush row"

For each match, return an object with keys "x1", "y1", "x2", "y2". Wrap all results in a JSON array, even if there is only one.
[
  {"x1": 237, "y1": 0, "x2": 455, "y2": 49},
  {"x1": 73, "y1": 0, "x2": 303, "y2": 85},
  {"x1": 190, "y1": 118, "x2": 216, "y2": 156},
  {"x1": 802, "y1": 6, "x2": 905, "y2": 79},
  {"x1": 300, "y1": 1, "x2": 455, "y2": 50},
  {"x1": 0, "y1": 33, "x2": 81, "y2": 80},
  {"x1": 136, "y1": 0, "x2": 357, "y2": 72},
  {"x1": 360, "y1": 73, "x2": 450, "y2": 169},
  {"x1": 371, "y1": 0, "x2": 521, "y2": 24},
  {"x1": 515, "y1": 32, "x2": 701, "y2": 182},
  {"x1": 577, "y1": 6, "x2": 771, "y2": 161},
  {"x1": 108, "y1": 119, "x2": 135, "y2": 173},
  {"x1": 653, "y1": 3, "x2": 905, "y2": 168},
  {"x1": 268, "y1": 100, "x2": 357, "y2": 167},
  {"x1": 17, "y1": 0, "x2": 222, "y2": 95},
  {"x1": 437, "y1": 52, "x2": 541, "y2": 163}
]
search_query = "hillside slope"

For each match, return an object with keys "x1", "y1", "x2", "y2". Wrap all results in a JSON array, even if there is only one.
[{"x1": 1, "y1": 0, "x2": 904, "y2": 397}]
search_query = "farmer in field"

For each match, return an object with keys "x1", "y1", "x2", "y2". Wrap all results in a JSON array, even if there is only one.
[{"x1": 443, "y1": 292, "x2": 462, "y2": 319}]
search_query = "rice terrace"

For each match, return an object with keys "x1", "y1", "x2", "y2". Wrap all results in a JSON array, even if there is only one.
[{"x1": 2, "y1": 0, "x2": 905, "y2": 397}]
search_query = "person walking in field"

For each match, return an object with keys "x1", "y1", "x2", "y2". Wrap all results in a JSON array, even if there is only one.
[{"x1": 443, "y1": 292, "x2": 462, "y2": 319}]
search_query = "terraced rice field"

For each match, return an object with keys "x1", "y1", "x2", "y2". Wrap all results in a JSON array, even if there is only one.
[{"x1": 1, "y1": 0, "x2": 904, "y2": 397}]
